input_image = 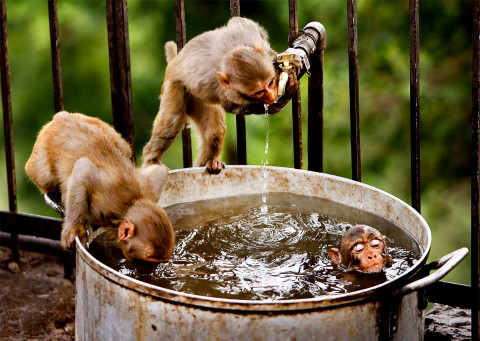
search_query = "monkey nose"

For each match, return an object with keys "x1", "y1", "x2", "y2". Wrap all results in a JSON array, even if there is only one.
[
  {"x1": 263, "y1": 91, "x2": 277, "y2": 105},
  {"x1": 263, "y1": 98, "x2": 275, "y2": 105}
]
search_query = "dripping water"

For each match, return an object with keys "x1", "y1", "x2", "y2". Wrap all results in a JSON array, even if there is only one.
[{"x1": 261, "y1": 104, "x2": 269, "y2": 217}]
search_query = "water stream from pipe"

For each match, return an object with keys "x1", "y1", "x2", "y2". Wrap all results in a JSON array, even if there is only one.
[{"x1": 261, "y1": 105, "x2": 269, "y2": 218}]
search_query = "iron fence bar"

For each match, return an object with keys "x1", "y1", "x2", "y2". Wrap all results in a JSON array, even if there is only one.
[
  {"x1": 230, "y1": 0, "x2": 240, "y2": 16},
  {"x1": 47, "y1": 0, "x2": 64, "y2": 113},
  {"x1": 307, "y1": 49, "x2": 324, "y2": 173},
  {"x1": 175, "y1": 0, "x2": 192, "y2": 168},
  {"x1": 0, "y1": 0, "x2": 18, "y2": 262},
  {"x1": 106, "y1": 0, "x2": 136, "y2": 163},
  {"x1": 472, "y1": 0, "x2": 480, "y2": 338},
  {"x1": 346, "y1": 0, "x2": 361, "y2": 182},
  {"x1": 235, "y1": 110, "x2": 247, "y2": 165},
  {"x1": 289, "y1": 0, "x2": 303, "y2": 170},
  {"x1": 409, "y1": 0, "x2": 421, "y2": 213},
  {"x1": 230, "y1": 0, "x2": 247, "y2": 165}
]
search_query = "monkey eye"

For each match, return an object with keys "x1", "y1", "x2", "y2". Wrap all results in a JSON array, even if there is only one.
[
  {"x1": 268, "y1": 77, "x2": 275, "y2": 88},
  {"x1": 353, "y1": 243, "x2": 364, "y2": 252},
  {"x1": 254, "y1": 89, "x2": 265, "y2": 97},
  {"x1": 370, "y1": 239, "x2": 381, "y2": 247}
]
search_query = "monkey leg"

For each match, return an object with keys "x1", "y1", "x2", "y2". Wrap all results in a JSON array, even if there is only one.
[
  {"x1": 25, "y1": 139, "x2": 58, "y2": 194},
  {"x1": 61, "y1": 157, "x2": 96, "y2": 249},
  {"x1": 189, "y1": 102, "x2": 226, "y2": 174},
  {"x1": 142, "y1": 80, "x2": 188, "y2": 166},
  {"x1": 138, "y1": 163, "x2": 170, "y2": 201}
]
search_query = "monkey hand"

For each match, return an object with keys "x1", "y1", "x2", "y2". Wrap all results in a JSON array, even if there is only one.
[
  {"x1": 60, "y1": 224, "x2": 86, "y2": 250},
  {"x1": 289, "y1": 56, "x2": 303, "y2": 76},
  {"x1": 266, "y1": 71, "x2": 299, "y2": 114},
  {"x1": 285, "y1": 70, "x2": 299, "y2": 96},
  {"x1": 275, "y1": 52, "x2": 303, "y2": 76},
  {"x1": 206, "y1": 159, "x2": 226, "y2": 174}
]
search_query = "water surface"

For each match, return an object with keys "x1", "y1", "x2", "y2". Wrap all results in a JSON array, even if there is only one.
[{"x1": 88, "y1": 192, "x2": 422, "y2": 300}]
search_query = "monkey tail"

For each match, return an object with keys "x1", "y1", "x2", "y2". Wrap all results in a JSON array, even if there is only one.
[{"x1": 164, "y1": 41, "x2": 178, "y2": 64}]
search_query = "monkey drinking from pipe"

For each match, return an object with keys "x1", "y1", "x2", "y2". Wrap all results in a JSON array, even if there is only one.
[
  {"x1": 328, "y1": 225, "x2": 392, "y2": 273},
  {"x1": 25, "y1": 112, "x2": 175, "y2": 262},
  {"x1": 142, "y1": 17, "x2": 301, "y2": 174}
]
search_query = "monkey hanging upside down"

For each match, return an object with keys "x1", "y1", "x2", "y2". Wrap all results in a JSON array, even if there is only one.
[
  {"x1": 328, "y1": 225, "x2": 393, "y2": 273},
  {"x1": 142, "y1": 17, "x2": 301, "y2": 174},
  {"x1": 25, "y1": 112, "x2": 175, "y2": 262}
]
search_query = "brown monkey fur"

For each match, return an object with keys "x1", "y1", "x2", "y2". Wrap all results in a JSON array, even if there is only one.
[
  {"x1": 142, "y1": 17, "x2": 300, "y2": 174},
  {"x1": 328, "y1": 225, "x2": 392, "y2": 273},
  {"x1": 25, "y1": 112, "x2": 175, "y2": 262}
]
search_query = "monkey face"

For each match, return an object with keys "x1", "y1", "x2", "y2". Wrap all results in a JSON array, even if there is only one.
[
  {"x1": 248, "y1": 75, "x2": 278, "y2": 105},
  {"x1": 347, "y1": 237, "x2": 387, "y2": 273},
  {"x1": 120, "y1": 202, "x2": 176, "y2": 263},
  {"x1": 217, "y1": 45, "x2": 278, "y2": 106},
  {"x1": 329, "y1": 225, "x2": 391, "y2": 273},
  {"x1": 123, "y1": 237, "x2": 173, "y2": 263},
  {"x1": 221, "y1": 72, "x2": 278, "y2": 106}
]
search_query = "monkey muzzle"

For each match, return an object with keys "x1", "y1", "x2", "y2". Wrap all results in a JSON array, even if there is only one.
[{"x1": 263, "y1": 88, "x2": 277, "y2": 105}]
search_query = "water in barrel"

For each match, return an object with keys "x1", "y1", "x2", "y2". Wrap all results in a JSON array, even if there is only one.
[{"x1": 88, "y1": 192, "x2": 422, "y2": 300}]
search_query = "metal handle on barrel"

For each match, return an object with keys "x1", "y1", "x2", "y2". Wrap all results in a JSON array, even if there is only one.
[{"x1": 397, "y1": 247, "x2": 469, "y2": 295}]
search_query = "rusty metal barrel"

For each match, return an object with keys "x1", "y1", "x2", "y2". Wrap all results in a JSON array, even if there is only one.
[{"x1": 75, "y1": 166, "x2": 467, "y2": 340}]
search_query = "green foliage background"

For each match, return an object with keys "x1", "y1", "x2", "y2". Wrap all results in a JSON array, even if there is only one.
[{"x1": 0, "y1": 0, "x2": 473, "y2": 285}]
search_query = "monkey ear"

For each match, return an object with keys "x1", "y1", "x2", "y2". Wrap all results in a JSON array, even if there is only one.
[
  {"x1": 328, "y1": 248, "x2": 342, "y2": 266},
  {"x1": 118, "y1": 220, "x2": 135, "y2": 242},
  {"x1": 254, "y1": 41, "x2": 265, "y2": 54},
  {"x1": 217, "y1": 72, "x2": 231, "y2": 88}
]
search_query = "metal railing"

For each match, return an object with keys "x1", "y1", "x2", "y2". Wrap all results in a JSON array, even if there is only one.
[{"x1": 0, "y1": 0, "x2": 478, "y2": 339}]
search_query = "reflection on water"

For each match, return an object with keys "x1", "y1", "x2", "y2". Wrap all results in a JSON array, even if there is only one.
[{"x1": 88, "y1": 192, "x2": 422, "y2": 300}]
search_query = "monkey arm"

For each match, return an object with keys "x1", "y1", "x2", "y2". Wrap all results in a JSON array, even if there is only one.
[
  {"x1": 142, "y1": 80, "x2": 188, "y2": 166},
  {"x1": 189, "y1": 102, "x2": 227, "y2": 174},
  {"x1": 61, "y1": 157, "x2": 97, "y2": 249}
]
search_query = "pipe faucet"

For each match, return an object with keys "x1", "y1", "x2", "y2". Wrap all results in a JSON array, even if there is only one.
[{"x1": 276, "y1": 21, "x2": 327, "y2": 96}]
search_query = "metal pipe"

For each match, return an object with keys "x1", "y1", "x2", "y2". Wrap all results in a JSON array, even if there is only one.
[
  {"x1": 0, "y1": 231, "x2": 62, "y2": 254},
  {"x1": 277, "y1": 22, "x2": 325, "y2": 172},
  {"x1": 0, "y1": 0, "x2": 18, "y2": 262},
  {"x1": 279, "y1": 22, "x2": 326, "y2": 173},
  {"x1": 0, "y1": 231, "x2": 74, "y2": 279},
  {"x1": 0, "y1": 211, "x2": 62, "y2": 240},
  {"x1": 428, "y1": 281, "x2": 473, "y2": 310}
]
